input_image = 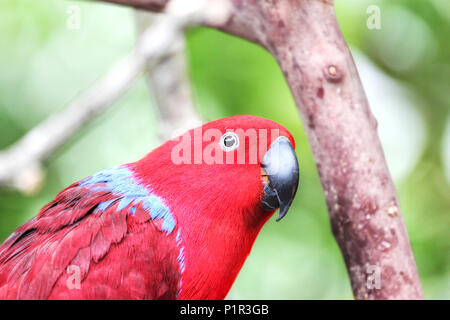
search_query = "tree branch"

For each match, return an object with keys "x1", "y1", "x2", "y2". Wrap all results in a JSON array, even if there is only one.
[
  {"x1": 102, "y1": 0, "x2": 169, "y2": 11},
  {"x1": 257, "y1": 1, "x2": 424, "y2": 300},
  {"x1": 0, "y1": 6, "x2": 209, "y2": 194},
  {"x1": 135, "y1": 11, "x2": 202, "y2": 142},
  {"x1": 94, "y1": 0, "x2": 424, "y2": 299}
]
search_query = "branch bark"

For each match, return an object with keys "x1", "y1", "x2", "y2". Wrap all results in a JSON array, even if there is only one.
[
  {"x1": 96, "y1": 0, "x2": 424, "y2": 299},
  {"x1": 254, "y1": 1, "x2": 424, "y2": 300}
]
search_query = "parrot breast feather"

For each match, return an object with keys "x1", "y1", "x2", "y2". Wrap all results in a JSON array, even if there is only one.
[{"x1": 0, "y1": 166, "x2": 184, "y2": 299}]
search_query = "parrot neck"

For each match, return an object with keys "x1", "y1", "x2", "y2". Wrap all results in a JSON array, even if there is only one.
[
  {"x1": 130, "y1": 147, "x2": 273, "y2": 300},
  {"x1": 175, "y1": 211, "x2": 271, "y2": 300}
]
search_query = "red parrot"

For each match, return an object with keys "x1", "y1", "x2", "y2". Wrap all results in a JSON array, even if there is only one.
[{"x1": 0, "y1": 115, "x2": 299, "y2": 300}]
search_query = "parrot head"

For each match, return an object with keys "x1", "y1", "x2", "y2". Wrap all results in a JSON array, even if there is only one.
[{"x1": 131, "y1": 115, "x2": 299, "y2": 299}]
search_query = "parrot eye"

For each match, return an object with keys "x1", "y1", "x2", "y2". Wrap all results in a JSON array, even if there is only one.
[{"x1": 220, "y1": 132, "x2": 239, "y2": 151}]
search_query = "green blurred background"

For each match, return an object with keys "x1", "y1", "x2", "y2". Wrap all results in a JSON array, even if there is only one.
[{"x1": 0, "y1": 0, "x2": 448, "y2": 299}]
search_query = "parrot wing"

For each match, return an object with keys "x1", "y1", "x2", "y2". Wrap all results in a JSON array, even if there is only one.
[{"x1": 0, "y1": 167, "x2": 183, "y2": 300}]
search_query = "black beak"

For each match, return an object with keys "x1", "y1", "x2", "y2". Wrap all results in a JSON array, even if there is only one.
[{"x1": 261, "y1": 136, "x2": 299, "y2": 221}]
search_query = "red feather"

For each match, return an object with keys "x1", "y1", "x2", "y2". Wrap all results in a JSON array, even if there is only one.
[{"x1": 0, "y1": 182, "x2": 181, "y2": 299}]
